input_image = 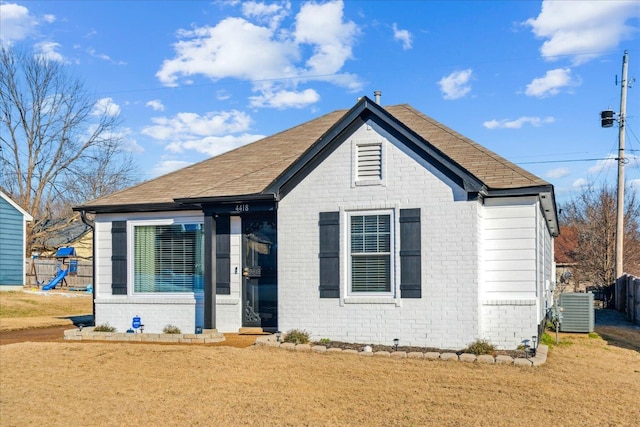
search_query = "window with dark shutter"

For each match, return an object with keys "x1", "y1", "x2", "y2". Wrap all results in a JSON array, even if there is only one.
[
  {"x1": 216, "y1": 217, "x2": 231, "y2": 295},
  {"x1": 133, "y1": 223, "x2": 204, "y2": 293},
  {"x1": 319, "y1": 211, "x2": 340, "y2": 298},
  {"x1": 399, "y1": 208, "x2": 421, "y2": 298},
  {"x1": 111, "y1": 221, "x2": 127, "y2": 295},
  {"x1": 350, "y1": 214, "x2": 391, "y2": 293}
]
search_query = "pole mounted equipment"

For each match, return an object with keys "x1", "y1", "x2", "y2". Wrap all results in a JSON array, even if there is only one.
[{"x1": 601, "y1": 50, "x2": 631, "y2": 280}]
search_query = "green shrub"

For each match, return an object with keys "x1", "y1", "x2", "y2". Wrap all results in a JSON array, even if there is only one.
[
  {"x1": 93, "y1": 323, "x2": 116, "y2": 332},
  {"x1": 319, "y1": 338, "x2": 331, "y2": 344},
  {"x1": 462, "y1": 339, "x2": 495, "y2": 355},
  {"x1": 163, "y1": 324, "x2": 182, "y2": 334},
  {"x1": 540, "y1": 332, "x2": 555, "y2": 346},
  {"x1": 283, "y1": 329, "x2": 310, "y2": 344}
]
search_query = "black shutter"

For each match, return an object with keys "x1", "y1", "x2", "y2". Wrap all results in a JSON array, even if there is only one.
[
  {"x1": 319, "y1": 211, "x2": 340, "y2": 298},
  {"x1": 111, "y1": 221, "x2": 127, "y2": 295},
  {"x1": 399, "y1": 209, "x2": 421, "y2": 298},
  {"x1": 216, "y1": 217, "x2": 231, "y2": 295}
]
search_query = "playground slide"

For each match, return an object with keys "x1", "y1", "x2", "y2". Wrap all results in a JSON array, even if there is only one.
[{"x1": 42, "y1": 269, "x2": 68, "y2": 291}]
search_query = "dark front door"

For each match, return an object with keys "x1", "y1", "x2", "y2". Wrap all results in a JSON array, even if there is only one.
[{"x1": 242, "y1": 214, "x2": 277, "y2": 330}]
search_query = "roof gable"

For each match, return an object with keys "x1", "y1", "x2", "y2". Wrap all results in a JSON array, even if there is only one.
[{"x1": 0, "y1": 191, "x2": 33, "y2": 221}]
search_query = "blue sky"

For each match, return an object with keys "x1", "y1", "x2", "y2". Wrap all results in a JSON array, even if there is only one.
[{"x1": 1, "y1": 0, "x2": 639, "y2": 205}]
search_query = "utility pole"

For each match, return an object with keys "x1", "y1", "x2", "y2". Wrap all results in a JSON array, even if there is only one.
[
  {"x1": 615, "y1": 50, "x2": 629, "y2": 280},
  {"x1": 601, "y1": 50, "x2": 631, "y2": 281}
]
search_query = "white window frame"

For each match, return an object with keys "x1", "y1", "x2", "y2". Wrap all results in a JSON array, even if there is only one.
[
  {"x1": 345, "y1": 209, "x2": 395, "y2": 297},
  {"x1": 128, "y1": 217, "x2": 204, "y2": 295}
]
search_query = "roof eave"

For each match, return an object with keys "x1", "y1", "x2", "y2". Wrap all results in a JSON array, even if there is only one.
[
  {"x1": 173, "y1": 192, "x2": 277, "y2": 205},
  {"x1": 73, "y1": 202, "x2": 190, "y2": 215}
]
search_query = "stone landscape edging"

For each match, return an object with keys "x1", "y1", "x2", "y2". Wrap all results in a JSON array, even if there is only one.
[
  {"x1": 62, "y1": 328, "x2": 548, "y2": 366},
  {"x1": 255, "y1": 336, "x2": 548, "y2": 367},
  {"x1": 63, "y1": 327, "x2": 225, "y2": 344}
]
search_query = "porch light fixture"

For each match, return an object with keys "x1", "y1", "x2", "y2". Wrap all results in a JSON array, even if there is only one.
[
  {"x1": 275, "y1": 331, "x2": 282, "y2": 342},
  {"x1": 393, "y1": 338, "x2": 399, "y2": 351},
  {"x1": 531, "y1": 336, "x2": 538, "y2": 355}
]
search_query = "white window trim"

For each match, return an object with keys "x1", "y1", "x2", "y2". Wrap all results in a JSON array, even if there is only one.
[
  {"x1": 127, "y1": 217, "x2": 204, "y2": 296},
  {"x1": 352, "y1": 139, "x2": 386, "y2": 187},
  {"x1": 344, "y1": 209, "x2": 396, "y2": 298}
]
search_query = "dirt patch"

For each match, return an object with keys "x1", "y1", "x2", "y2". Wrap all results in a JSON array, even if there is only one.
[{"x1": 594, "y1": 308, "x2": 640, "y2": 352}]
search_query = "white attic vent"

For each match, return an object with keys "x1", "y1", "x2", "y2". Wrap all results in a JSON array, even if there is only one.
[{"x1": 356, "y1": 143, "x2": 382, "y2": 181}]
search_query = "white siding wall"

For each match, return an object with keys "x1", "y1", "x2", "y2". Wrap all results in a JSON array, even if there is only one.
[
  {"x1": 480, "y1": 197, "x2": 545, "y2": 348},
  {"x1": 278, "y1": 120, "x2": 480, "y2": 349}
]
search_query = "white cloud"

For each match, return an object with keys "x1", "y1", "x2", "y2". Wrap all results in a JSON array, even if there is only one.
[
  {"x1": 392, "y1": 23, "x2": 412, "y2": 50},
  {"x1": 0, "y1": 3, "x2": 36, "y2": 44},
  {"x1": 157, "y1": 17, "x2": 297, "y2": 86},
  {"x1": 142, "y1": 110, "x2": 252, "y2": 140},
  {"x1": 151, "y1": 160, "x2": 194, "y2": 177},
  {"x1": 216, "y1": 90, "x2": 231, "y2": 101},
  {"x1": 166, "y1": 133, "x2": 265, "y2": 157},
  {"x1": 573, "y1": 178, "x2": 589, "y2": 188},
  {"x1": 483, "y1": 116, "x2": 555, "y2": 129},
  {"x1": 588, "y1": 155, "x2": 617, "y2": 174},
  {"x1": 294, "y1": 0, "x2": 359, "y2": 79},
  {"x1": 141, "y1": 110, "x2": 265, "y2": 157},
  {"x1": 156, "y1": 0, "x2": 361, "y2": 108},
  {"x1": 92, "y1": 97, "x2": 121, "y2": 117},
  {"x1": 242, "y1": 1, "x2": 291, "y2": 29},
  {"x1": 438, "y1": 69, "x2": 473, "y2": 100},
  {"x1": 146, "y1": 100, "x2": 165, "y2": 111},
  {"x1": 249, "y1": 87, "x2": 320, "y2": 109},
  {"x1": 43, "y1": 14, "x2": 56, "y2": 24},
  {"x1": 546, "y1": 167, "x2": 570, "y2": 179},
  {"x1": 87, "y1": 48, "x2": 110, "y2": 61},
  {"x1": 525, "y1": 68, "x2": 580, "y2": 98},
  {"x1": 525, "y1": 0, "x2": 640, "y2": 65},
  {"x1": 34, "y1": 41, "x2": 65, "y2": 62}
]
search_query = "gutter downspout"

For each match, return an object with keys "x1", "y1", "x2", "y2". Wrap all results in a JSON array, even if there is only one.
[{"x1": 79, "y1": 210, "x2": 96, "y2": 325}]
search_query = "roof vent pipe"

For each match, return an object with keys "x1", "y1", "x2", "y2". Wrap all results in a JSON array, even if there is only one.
[{"x1": 374, "y1": 90, "x2": 381, "y2": 104}]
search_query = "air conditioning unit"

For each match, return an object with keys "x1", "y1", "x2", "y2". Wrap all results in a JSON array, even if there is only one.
[{"x1": 559, "y1": 292, "x2": 594, "y2": 333}]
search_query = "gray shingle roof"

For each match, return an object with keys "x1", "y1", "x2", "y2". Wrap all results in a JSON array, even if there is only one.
[{"x1": 78, "y1": 101, "x2": 551, "y2": 210}]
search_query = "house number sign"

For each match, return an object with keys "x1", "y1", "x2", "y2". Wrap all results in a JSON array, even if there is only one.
[{"x1": 235, "y1": 204, "x2": 249, "y2": 212}]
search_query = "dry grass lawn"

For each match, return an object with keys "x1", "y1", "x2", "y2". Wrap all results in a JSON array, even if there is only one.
[
  {"x1": 1, "y1": 291, "x2": 639, "y2": 426},
  {"x1": 1, "y1": 336, "x2": 639, "y2": 426},
  {"x1": 0, "y1": 290, "x2": 92, "y2": 331}
]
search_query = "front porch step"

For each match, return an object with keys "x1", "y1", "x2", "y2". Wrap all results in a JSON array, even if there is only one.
[{"x1": 238, "y1": 327, "x2": 270, "y2": 335}]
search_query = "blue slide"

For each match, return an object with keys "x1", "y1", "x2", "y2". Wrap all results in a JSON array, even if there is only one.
[{"x1": 42, "y1": 269, "x2": 68, "y2": 290}]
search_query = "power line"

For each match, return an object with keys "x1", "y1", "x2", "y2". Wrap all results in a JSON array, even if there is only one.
[{"x1": 518, "y1": 157, "x2": 620, "y2": 165}]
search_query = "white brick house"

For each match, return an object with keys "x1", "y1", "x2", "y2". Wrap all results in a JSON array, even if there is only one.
[{"x1": 76, "y1": 97, "x2": 558, "y2": 349}]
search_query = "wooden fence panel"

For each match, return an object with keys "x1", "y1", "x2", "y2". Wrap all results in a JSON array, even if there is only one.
[
  {"x1": 615, "y1": 274, "x2": 640, "y2": 325},
  {"x1": 25, "y1": 258, "x2": 93, "y2": 288}
]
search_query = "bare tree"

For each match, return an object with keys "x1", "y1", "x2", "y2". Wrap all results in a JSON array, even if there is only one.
[
  {"x1": 0, "y1": 46, "x2": 138, "y2": 253},
  {"x1": 560, "y1": 184, "x2": 640, "y2": 290}
]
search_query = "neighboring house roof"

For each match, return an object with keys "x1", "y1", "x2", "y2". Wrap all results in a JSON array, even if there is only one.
[
  {"x1": 0, "y1": 190, "x2": 33, "y2": 221},
  {"x1": 75, "y1": 97, "x2": 558, "y2": 234},
  {"x1": 33, "y1": 218, "x2": 92, "y2": 249}
]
